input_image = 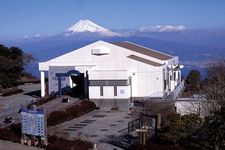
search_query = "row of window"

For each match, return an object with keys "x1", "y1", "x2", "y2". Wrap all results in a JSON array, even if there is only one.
[{"x1": 99, "y1": 86, "x2": 125, "y2": 96}]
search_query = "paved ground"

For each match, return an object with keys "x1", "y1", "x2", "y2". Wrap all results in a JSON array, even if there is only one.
[
  {"x1": 42, "y1": 96, "x2": 80, "y2": 114},
  {"x1": 0, "y1": 83, "x2": 136, "y2": 149},
  {"x1": 0, "y1": 83, "x2": 81, "y2": 128},
  {"x1": 48, "y1": 110, "x2": 133, "y2": 150},
  {"x1": 0, "y1": 83, "x2": 41, "y2": 110},
  {"x1": 0, "y1": 140, "x2": 43, "y2": 150},
  {"x1": 0, "y1": 96, "x2": 80, "y2": 128}
]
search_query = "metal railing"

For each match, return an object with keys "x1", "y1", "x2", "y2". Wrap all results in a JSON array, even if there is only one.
[
  {"x1": 144, "y1": 80, "x2": 185, "y2": 101},
  {"x1": 119, "y1": 118, "x2": 141, "y2": 134},
  {"x1": 170, "y1": 80, "x2": 185, "y2": 100},
  {"x1": 128, "y1": 119, "x2": 141, "y2": 133}
]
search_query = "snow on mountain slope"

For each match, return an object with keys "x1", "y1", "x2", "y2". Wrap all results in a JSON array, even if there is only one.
[{"x1": 67, "y1": 19, "x2": 121, "y2": 36}]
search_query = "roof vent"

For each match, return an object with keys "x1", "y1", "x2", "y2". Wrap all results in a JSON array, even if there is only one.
[{"x1": 91, "y1": 46, "x2": 110, "y2": 55}]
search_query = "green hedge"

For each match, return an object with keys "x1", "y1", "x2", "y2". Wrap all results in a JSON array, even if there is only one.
[
  {"x1": 2, "y1": 89, "x2": 23, "y2": 96},
  {"x1": 27, "y1": 93, "x2": 56, "y2": 109},
  {"x1": 47, "y1": 100, "x2": 96, "y2": 126}
]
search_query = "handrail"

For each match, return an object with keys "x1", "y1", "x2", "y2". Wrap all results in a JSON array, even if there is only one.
[
  {"x1": 144, "y1": 80, "x2": 185, "y2": 101},
  {"x1": 171, "y1": 80, "x2": 185, "y2": 100}
]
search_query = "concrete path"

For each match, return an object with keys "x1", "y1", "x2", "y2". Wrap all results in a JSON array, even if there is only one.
[
  {"x1": 48, "y1": 110, "x2": 133, "y2": 150},
  {"x1": 0, "y1": 83, "x2": 40, "y2": 110},
  {"x1": 0, "y1": 140, "x2": 43, "y2": 150}
]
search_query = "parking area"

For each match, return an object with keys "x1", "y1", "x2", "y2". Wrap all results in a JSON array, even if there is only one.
[{"x1": 48, "y1": 110, "x2": 133, "y2": 149}]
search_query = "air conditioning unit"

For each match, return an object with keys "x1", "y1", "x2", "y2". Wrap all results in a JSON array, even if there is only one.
[{"x1": 91, "y1": 46, "x2": 110, "y2": 55}]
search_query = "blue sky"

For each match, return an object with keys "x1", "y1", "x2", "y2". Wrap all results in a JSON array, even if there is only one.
[{"x1": 0, "y1": 0, "x2": 225, "y2": 38}]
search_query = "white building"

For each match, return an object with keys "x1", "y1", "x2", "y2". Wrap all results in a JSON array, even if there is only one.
[{"x1": 39, "y1": 41, "x2": 183, "y2": 108}]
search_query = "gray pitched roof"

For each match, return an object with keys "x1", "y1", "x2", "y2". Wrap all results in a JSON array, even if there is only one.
[
  {"x1": 112, "y1": 41, "x2": 174, "y2": 60},
  {"x1": 127, "y1": 55, "x2": 163, "y2": 67}
]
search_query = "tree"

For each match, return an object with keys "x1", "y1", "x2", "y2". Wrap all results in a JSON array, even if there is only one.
[
  {"x1": 203, "y1": 57, "x2": 225, "y2": 107},
  {"x1": 157, "y1": 113, "x2": 201, "y2": 145},
  {"x1": 181, "y1": 57, "x2": 225, "y2": 150},
  {"x1": 186, "y1": 69, "x2": 201, "y2": 93},
  {"x1": 197, "y1": 107, "x2": 225, "y2": 150},
  {"x1": 191, "y1": 57, "x2": 225, "y2": 150},
  {"x1": 0, "y1": 44, "x2": 36, "y2": 88}
]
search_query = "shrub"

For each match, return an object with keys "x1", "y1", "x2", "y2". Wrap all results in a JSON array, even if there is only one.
[
  {"x1": 47, "y1": 111, "x2": 71, "y2": 126},
  {"x1": 0, "y1": 128, "x2": 17, "y2": 141},
  {"x1": 47, "y1": 100, "x2": 96, "y2": 126},
  {"x1": 195, "y1": 107, "x2": 225, "y2": 150},
  {"x1": 134, "y1": 140, "x2": 183, "y2": 150},
  {"x1": 0, "y1": 123, "x2": 21, "y2": 142},
  {"x1": 47, "y1": 135, "x2": 92, "y2": 150},
  {"x1": 27, "y1": 92, "x2": 56, "y2": 109},
  {"x1": 2, "y1": 88, "x2": 23, "y2": 96},
  {"x1": 157, "y1": 113, "x2": 201, "y2": 145}
]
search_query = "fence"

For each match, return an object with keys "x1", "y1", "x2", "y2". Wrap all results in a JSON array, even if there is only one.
[{"x1": 128, "y1": 119, "x2": 141, "y2": 133}]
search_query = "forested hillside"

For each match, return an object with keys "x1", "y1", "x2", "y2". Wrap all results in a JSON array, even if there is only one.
[{"x1": 0, "y1": 44, "x2": 35, "y2": 88}]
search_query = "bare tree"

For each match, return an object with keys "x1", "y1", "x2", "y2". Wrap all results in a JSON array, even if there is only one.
[{"x1": 203, "y1": 57, "x2": 225, "y2": 109}]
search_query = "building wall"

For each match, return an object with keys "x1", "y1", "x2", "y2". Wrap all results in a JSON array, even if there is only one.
[
  {"x1": 88, "y1": 55, "x2": 165, "y2": 98},
  {"x1": 131, "y1": 71, "x2": 164, "y2": 97},
  {"x1": 48, "y1": 66, "x2": 76, "y2": 94},
  {"x1": 89, "y1": 86, "x2": 101, "y2": 98},
  {"x1": 88, "y1": 77, "x2": 131, "y2": 99},
  {"x1": 39, "y1": 41, "x2": 170, "y2": 71}
]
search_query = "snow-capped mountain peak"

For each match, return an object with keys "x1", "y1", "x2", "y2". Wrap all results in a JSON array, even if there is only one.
[
  {"x1": 68, "y1": 19, "x2": 109, "y2": 33},
  {"x1": 67, "y1": 19, "x2": 120, "y2": 36}
]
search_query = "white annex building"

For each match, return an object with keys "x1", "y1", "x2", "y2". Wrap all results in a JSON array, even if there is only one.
[{"x1": 39, "y1": 41, "x2": 184, "y2": 109}]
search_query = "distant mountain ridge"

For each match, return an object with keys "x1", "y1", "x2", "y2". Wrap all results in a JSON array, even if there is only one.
[{"x1": 1, "y1": 19, "x2": 225, "y2": 77}]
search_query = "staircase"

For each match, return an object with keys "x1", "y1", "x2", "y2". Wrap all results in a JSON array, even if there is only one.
[{"x1": 144, "y1": 80, "x2": 186, "y2": 101}]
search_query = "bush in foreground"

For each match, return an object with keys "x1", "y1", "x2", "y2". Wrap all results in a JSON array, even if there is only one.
[
  {"x1": 157, "y1": 113, "x2": 202, "y2": 145},
  {"x1": 134, "y1": 140, "x2": 184, "y2": 150},
  {"x1": 47, "y1": 135, "x2": 92, "y2": 150},
  {"x1": 0, "y1": 123, "x2": 21, "y2": 142}
]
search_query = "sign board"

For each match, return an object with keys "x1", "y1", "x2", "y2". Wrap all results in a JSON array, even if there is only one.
[{"x1": 21, "y1": 108, "x2": 46, "y2": 137}]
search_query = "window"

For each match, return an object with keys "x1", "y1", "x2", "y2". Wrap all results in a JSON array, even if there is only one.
[
  {"x1": 114, "y1": 86, "x2": 117, "y2": 96},
  {"x1": 164, "y1": 80, "x2": 167, "y2": 90},
  {"x1": 120, "y1": 89, "x2": 125, "y2": 94},
  {"x1": 100, "y1": 86, "x2": 103, "y2": 96},
  {"x1": 174, "y1": 72, "x2": 176, "y2": 80},
  {"x1": 178, "y1": 72, "x2": 180, "y2": 81}
]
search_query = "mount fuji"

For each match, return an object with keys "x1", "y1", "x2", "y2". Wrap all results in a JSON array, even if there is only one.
[{"x1": 65, "y1": 19, "x2": 121, "y2": 37}]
